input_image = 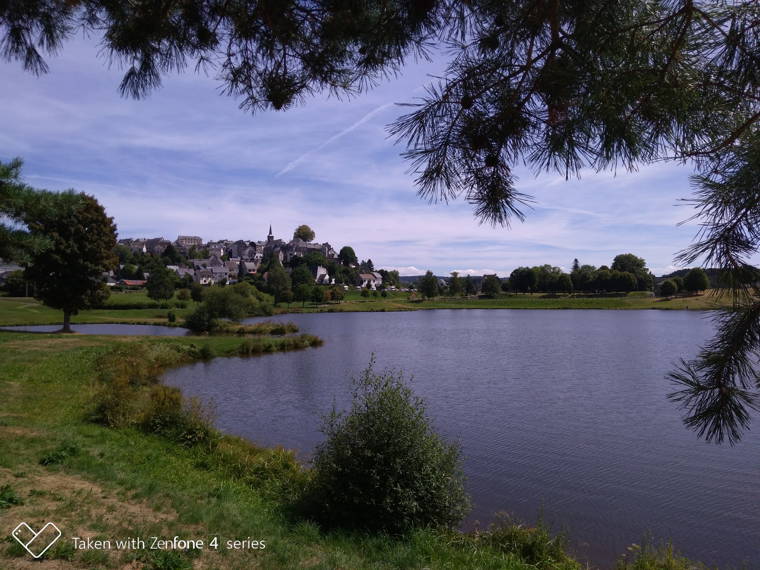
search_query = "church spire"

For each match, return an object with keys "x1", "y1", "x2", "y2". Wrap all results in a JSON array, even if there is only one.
[{"x1": 267, "y1": 224, "x2": 274, "y2": 242}]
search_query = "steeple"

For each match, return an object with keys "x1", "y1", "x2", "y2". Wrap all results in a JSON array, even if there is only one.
[{"x1": 267, "y1": 224, "x2": 274, "y2": 243}]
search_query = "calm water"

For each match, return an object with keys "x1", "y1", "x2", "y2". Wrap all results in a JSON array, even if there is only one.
[
  {"x1": 162, "y1": 310, "x2": 758, "y2": 568},
  {"x1": 0, "y1": 323, "x2": 188, "y2": 335}
]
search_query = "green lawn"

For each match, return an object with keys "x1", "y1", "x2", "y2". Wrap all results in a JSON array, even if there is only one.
[
  {"x1": 0, "y1": 296, "x2": 196, "y2": 326},
  {"x1": 290, "y1": 289, "x2": 732, "y2": 313}
]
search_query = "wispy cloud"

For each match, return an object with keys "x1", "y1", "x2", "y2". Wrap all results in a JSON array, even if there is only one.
[{"x1": 275, "y1": 102, "x2": 395, "y2": 177}]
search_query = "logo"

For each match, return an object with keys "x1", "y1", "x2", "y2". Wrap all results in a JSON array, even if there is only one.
[{"x1": 11, "y1": 522, "x2": 62, "y2": 559}]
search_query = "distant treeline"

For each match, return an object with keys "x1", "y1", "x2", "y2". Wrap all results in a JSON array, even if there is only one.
[{"x1": 404, "y1": 254, "x2": 727, "y2": 298}]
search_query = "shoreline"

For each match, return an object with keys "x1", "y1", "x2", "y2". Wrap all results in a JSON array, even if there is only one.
[{"x1": 0, "y1": 292, "x2": 731, "y2": 329}]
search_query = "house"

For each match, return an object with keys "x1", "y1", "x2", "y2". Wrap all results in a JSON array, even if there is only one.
[
  {"x1": 175, "y1": 235, "x2": 203, "y2": 251},
  {"x1": 194, "y1": 269, "x2": 214, "y2": 286},
  {"x1": 119, "y1": 279, "x2": 147, "y2": 288},
  {"x1": 167, "y1": 266, "x2": 195, "y2": 280},
  {"x1": 359, "y1": 272, "x2": 383, "y2": 289},
  {"x1": 315, "y1": 265, "x2": 332, "y2": 285},
  {"x1": 206, "y1": 241, "x2": 227, "y2": 257},
  {"x1": 145, "y1": 238, "x2": 171, "y2": 256}
]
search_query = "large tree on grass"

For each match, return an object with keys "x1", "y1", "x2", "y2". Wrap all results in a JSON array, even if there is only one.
[
  {"x1": 3, "y1": 1, "x2": 760, "y2": 441},
  {"x1": 23, "y1": 191, "x2": 117, "y2": 332}
]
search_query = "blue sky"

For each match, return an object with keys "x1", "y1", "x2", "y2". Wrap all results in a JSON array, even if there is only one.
[{"x1": 0, "y1": 37, "x2": 714, "y2": 276}]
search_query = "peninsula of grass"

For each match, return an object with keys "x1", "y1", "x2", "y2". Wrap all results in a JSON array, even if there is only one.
[{"x1": 0, "y1": 330, "x2": 708, "y2": 569}]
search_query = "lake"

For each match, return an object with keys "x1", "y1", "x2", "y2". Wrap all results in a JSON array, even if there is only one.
[{"x1": 162, "y1": 310, "x2": 758, "y2": 568}]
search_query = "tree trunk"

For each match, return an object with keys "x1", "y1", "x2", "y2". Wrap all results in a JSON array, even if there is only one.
[{"x1": 60, "y1": 310, "x2": 73, "y2": 333}]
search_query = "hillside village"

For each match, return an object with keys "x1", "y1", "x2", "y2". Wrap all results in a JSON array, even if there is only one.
[{"x1": 114, "y1": 226, "x2": 387, "y2": 290}]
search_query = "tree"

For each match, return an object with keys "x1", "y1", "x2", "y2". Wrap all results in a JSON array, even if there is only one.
[
  {"x1": 311, "y1": 285, "x2": 325, "y2": 305},
  {"x1": 571, "y1": 258, "x2": 580, "y2": 273},
  {"x1": 418, "y1": 271, "x2": 439, "y2": 299},
  {"x1": 266, "y1": 259, "x2": 292, "y2": 304},
  {"x1": 448, "y1": 272, "x2": 463, "y2": 296},
  {"x1": 294, "y1": 284, "x2": 312, "y2": 307},
  {"x1": 556, "y1": 273, "x2": 574, "y2": 294},
  {"x1": 0, "y1": 158, "x2": 49, "y2": 262},
  {"x1": 23, "y1": 192, "x2": 117, "y2": 332},
  {"x1": 464, "y1": 275, "x2": 477, "y2": 296},
  {"x1": 190, "y1": 282, "x2": 203, "y2": 302},
  {"x1": 161, "y1": 243, "x2": 182, "y2": 264},
  {"x1": 146, "y1": 266, "x2": 176, "y2": 302},
  {"x1": 303, "y1": 251, "x2": 326, "y2": 271},
  {"x1": 683, "y1": 268, "x2": 710, "y2": 294},
  {"x1": 330, "y1": 286, "x2": 345, "y2": 302},
  {"x1": 293, "y1": 224, "x2": 315, "y2": 242},
  {"x1": 611, "y1": 253, "x2": 653, "y2": 291},
  {"x1": 304, "y1": 359, "x2": 468, "y2": 533},
  {"x1": 611, "y1": 253, "x2": 647, "y2": 275},
  {"x1": 481, "y1": 274, "x2": 501, "y2": 297},
  {"x1": 673, "y1": 276, "x2": 685, "y2": 292},
  {"x1": 338, "y1": 246, "x2": 357, "y2": 267},
  {"x1": 291, "y1": 264, "x2": 314, "y2": 288},
  {"x1": 509, "y1": 267, "x2": 538, "y2": 293},
  {"x1": 380, "y1": 269, "x2": 400, "y2": 288},
  {"x1": 660, "y1": 279, "x2": 677, "y2": 297},
  {"x1": 237, "y1": 260, "x2": 247, "y2": 282}
]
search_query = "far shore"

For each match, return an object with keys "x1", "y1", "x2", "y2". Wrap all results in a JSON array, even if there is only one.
[{"x1": 0, "y1": 290, "x2": 732, "y2": 328}]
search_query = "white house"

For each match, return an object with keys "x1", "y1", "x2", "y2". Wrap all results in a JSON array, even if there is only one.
[{"x1": 359, "y1": 272, "x2": 383, "y2": 289}]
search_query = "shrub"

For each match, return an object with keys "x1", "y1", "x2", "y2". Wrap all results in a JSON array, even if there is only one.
[
  {"x1": 190, "y1": 282, "x2": 204, "y2": 302},
  {"x1": 167, "y1": 311, "x2": 176, "y2": 323},
  {"x1": 176, "y1": 288, "x2": 191, "y2": 301},
  {"x1": 361, "y1": 289, "x2": 370, "y2": 298},
  {"x1": 184, "y1": 304, "x2": 218, "y2": 333},
  {"x1": 92, "y1": 375, "x2": 142, "y2": 427},
  {"x1": 471, "y1": 515, "x2": 577, "y2": 569},
  {"x1": 141, "y1": 385, "x2": 218, "y2": 449},
  {"x1": 304, "y1": 358, "x2": 469, "y2": 533},
  {"x1": 381, "y1": 290, "x2": 388, "y2": 297},
  {"x1": 660, "y1": 280, "x2": 677, "y2": 297}
]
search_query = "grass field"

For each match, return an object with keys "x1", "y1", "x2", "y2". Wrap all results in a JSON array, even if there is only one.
[
  {"x1": 0, "y1": 289, "x2": 732, "y2": 328},
  {"x1": 0, "y1": 296, "x2": 197, "y2": 327},
  {"x1": 290, "y1": 289, "x2": 731, "y2": 313}
]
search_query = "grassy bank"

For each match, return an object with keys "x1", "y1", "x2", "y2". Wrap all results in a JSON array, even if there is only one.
[
  {"x1": 285, "y1": 289, "x2": 731, "y2": 314},
  {"x1": 0, "y1": 331, "x2": 710, "y2": 569},
  {"x1": 0, "y1": 290, "x2": 732, "y2": 328}
]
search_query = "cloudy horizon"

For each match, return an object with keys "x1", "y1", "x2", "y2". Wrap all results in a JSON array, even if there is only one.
[{"x1": 0, "y1": 36, "x2": 730, "y2": 277}]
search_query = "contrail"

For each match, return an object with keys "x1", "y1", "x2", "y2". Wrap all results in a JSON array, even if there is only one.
[{"x1": 275, "y1": 102, "x2": 394, "y2": 177}]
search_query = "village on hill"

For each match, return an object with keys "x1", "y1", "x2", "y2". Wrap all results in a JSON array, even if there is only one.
[{"x1": 113, "y1": 225, "x2": 389, "y2": 290}]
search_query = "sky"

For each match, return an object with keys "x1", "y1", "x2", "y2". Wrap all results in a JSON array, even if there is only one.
[{"x1": 0, "y1": 37, "x2": 716, "y2": 277}]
